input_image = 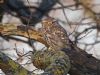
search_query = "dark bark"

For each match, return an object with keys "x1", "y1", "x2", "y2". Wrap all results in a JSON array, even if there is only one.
[{"x1": 63, "y1": 43, "x2": 100, "y2": 75}]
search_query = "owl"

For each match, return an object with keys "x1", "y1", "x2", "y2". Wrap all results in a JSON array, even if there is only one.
[{"x1": 41, "y1": 17, "x2": 70, "y2": 50}]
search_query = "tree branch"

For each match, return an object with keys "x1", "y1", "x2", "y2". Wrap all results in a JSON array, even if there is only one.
[{"x1": 0, "y1": 51, "x2": 37, "y2": 75}]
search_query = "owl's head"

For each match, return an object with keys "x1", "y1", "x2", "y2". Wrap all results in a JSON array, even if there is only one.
[{"x1": 42, "y1": 17, "x2": 56, "y2": 29}]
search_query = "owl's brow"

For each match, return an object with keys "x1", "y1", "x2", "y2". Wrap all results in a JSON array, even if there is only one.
[
  {"x1": 43, "y1": 19, "x2": 57, "y2": 25},
  {"x1": 41, "y1": 18, "x2": 58, "y2": 29},
  {"x1": 42, "y1": 20, "x2": 52, "y2": 27}
]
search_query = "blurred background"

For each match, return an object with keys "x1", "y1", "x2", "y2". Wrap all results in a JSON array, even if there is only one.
[{"x1": 0, "y1": 0, "x2": 100, "y2": 74}]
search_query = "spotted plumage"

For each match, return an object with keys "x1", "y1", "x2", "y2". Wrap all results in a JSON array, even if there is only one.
[{"x1": 41, "y1": 17, "x2": 70, "y2": 50}]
